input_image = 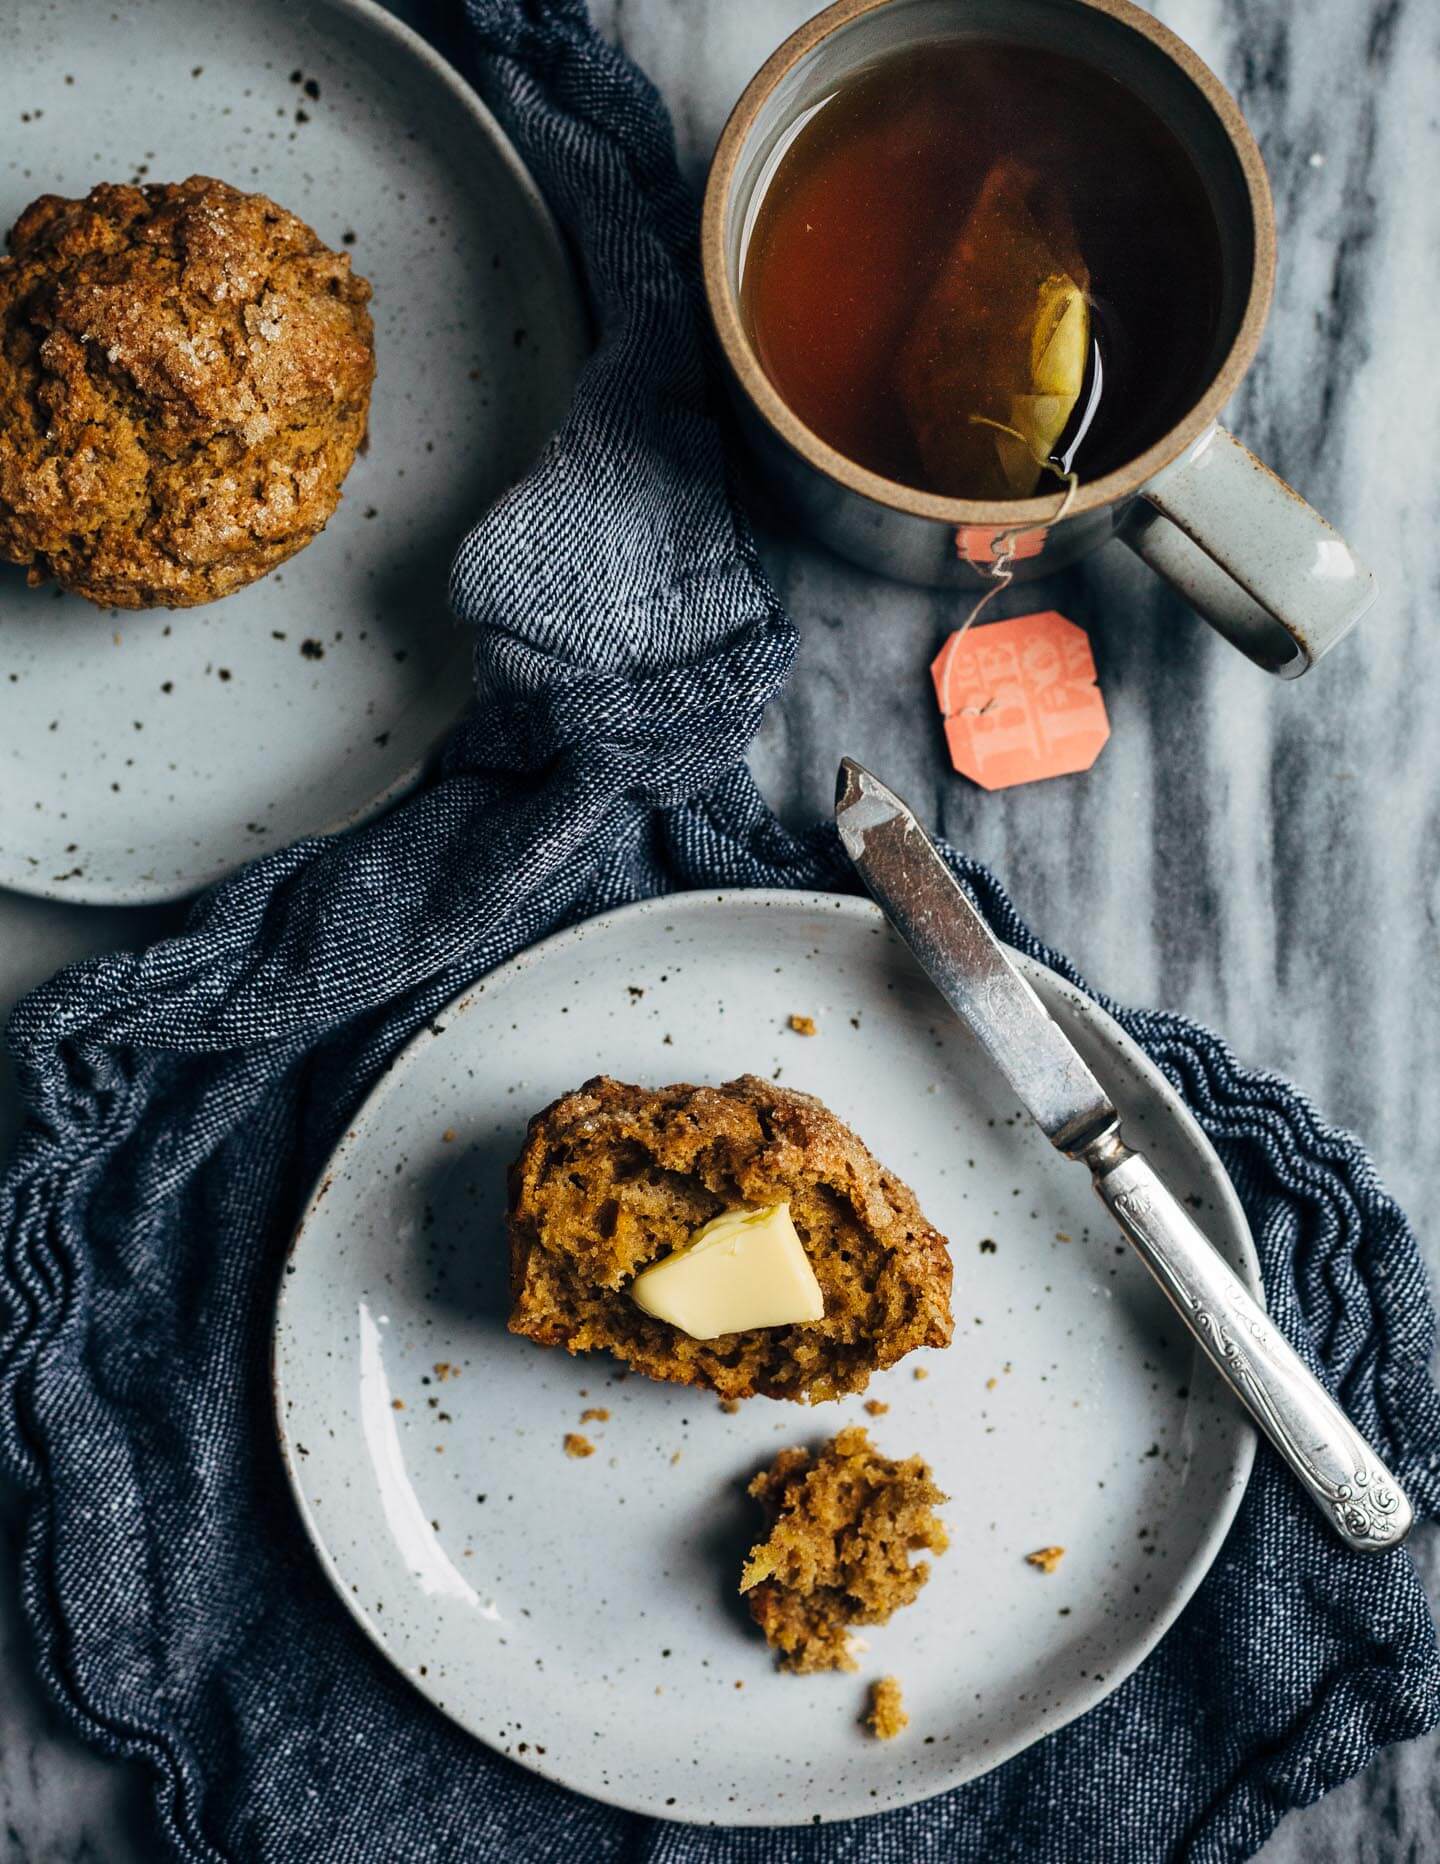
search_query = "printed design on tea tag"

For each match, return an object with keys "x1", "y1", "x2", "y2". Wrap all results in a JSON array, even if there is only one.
[{"x1": 931, "y1": 611, "x2": 1108, "y2": 790}]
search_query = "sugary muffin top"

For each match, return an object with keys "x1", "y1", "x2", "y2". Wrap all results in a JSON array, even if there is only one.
[{"x1": 0, "y1": 175, "x2": 374, "y2": 609}]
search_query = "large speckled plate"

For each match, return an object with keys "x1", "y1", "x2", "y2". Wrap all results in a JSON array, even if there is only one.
[
  {"x1": 273, "y1": 891, "x2": 1259, "y2": 1824},
  {"x1": 0, "y1": 0, "x2": 585, "y2": 903}
]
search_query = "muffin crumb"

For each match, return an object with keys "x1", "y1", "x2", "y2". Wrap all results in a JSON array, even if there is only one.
[
  {"x1": 563, "y1": 1432, "x2": 595, "y2": 1459},
  {"x1": 1026, "y1": 1545, "x2": 1066, "y2": 1574},
  {"x1": 863, "y1": 1398, "x2": 889, "y2": 1416},
  {"x1": 788, "y1": 1014, "x2": 817, "y2": 1036},
  {"x1": 864, "y1": 1675, "x2": 909, "y2": 1740},
  {"x1": 741, "y1": 1426, "x2": 948, "y2": 1672},
  {"x1": 579, "y1": 1406, "x2": 609, "y2": 1423}
]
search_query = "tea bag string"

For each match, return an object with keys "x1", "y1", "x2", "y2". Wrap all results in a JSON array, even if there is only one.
[{"x1": 950, "y1": 430, "x2": 1080, "y2": 717}]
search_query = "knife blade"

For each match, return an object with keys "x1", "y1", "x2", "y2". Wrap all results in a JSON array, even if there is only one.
[
  {"x1": 835, "y1": 755, "x2": 1413, "y2": 1554},
  {"x1": 835, "y1": 756, "x2": 1114, "y2": 1155}
]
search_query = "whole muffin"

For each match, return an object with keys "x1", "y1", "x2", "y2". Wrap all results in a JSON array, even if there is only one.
[{"x1": 0, "y1": 176, "x2": 374, "y2": 609}]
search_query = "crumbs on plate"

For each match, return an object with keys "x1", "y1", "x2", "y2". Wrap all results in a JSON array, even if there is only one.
[
  {"x1": 1025, "y1": 1545, "x2": 1065, "y2": 1575},
  {"x1": 864, "y1": 1675, "x2": 909, "y2": 1740},
  {"x1": 787, "y1": 1013, "x2": 817, "y2": 1036},
  {"x1": 563, "y1": 1432, "x2": 595, "y2": 1459},
  {"x1": 741, "y1": 1427, "x2": 948, "y2": 1673}
]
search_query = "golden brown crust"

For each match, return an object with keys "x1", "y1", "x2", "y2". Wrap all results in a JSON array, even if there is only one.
[
  {"x1": 506, "y1": 1074, "x2": 953, "y2": 1403},
  {"x1": 0, "y1": 176, "x2": 374, "y2": 609},
  {"x1": 741, "y1": 1426, "x2": 949, "y2": 1673}
]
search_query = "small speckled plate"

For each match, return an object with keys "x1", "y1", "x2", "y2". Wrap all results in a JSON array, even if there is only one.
[
  {"x1": 0, "y1": 0, "x2": 585, "y2": 904},
  {"x1": 273, "y1": 891, "x2": 1260, "y2": 1823}
]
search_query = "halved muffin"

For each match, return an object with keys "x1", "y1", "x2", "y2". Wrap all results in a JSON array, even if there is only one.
[{"x1": 505, "y1": 1075, "x2": 953, "y2": 1402}]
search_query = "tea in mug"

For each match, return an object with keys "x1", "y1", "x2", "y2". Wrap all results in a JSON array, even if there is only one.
[{"x1": 740, "y1": 40, "x2": 1226, "y2": 501}]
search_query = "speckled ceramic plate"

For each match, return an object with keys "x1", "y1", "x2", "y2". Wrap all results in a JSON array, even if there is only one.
[
  {"x1": 273, "y1": 891, "x2": 1259, "y2": 1824},
  {"x1": 0, "y1": 0, "x2": 585, "y2": 904}
]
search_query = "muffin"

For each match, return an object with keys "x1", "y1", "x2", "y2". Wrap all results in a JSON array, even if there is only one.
[
  {"x1": 506, "y1": 1075, "x2": 953, "y2": 1403},
  {"x1": 0, "y1": 176, "x2": 374, "y2": 609},
  {"x1": 741, "y1": 1426, "x2": 949, "y2": 1673}
]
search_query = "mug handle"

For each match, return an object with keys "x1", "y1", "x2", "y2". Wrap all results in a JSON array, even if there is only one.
[{"x1": 1119, "y1": 424, "x2": 1377, "y2": 678}]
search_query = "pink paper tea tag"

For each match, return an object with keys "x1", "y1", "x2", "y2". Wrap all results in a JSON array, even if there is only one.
[{"x1": 930, "y1": 611, "x2": 1109, "y2": 791}]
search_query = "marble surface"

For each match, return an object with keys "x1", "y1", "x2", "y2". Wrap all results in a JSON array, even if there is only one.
[{"x1": 1, "y1": 0, "x2": 1437, "y2": 1857}]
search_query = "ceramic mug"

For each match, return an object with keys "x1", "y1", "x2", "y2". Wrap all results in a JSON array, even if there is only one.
[{"x1": 701, "y1": 0, "x2": 1375, "y2": 678}]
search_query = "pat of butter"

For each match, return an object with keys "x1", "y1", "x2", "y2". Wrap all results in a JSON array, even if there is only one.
[{"x1": 629, "y1": 1203, "x2": 824, "y2": 1340}]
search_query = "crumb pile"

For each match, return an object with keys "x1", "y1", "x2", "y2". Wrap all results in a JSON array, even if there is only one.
[
  {"x1": 0, "y1": 176, "x2": 374, "y2": 608},
  {"x1": 506, "y1": 1076, "x2": 953, "y2": 1402},
  {"x1": 740, "y1": 1426, "x2": 949, "y2": 1672}
]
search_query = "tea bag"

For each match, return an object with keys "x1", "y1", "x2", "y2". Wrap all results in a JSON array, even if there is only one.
[{"x1": 896, "y1": 159, "x2": 1090, "y2": 499}]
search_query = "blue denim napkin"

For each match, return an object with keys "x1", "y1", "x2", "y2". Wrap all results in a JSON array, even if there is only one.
[{"x1": 2, "y1": 3, "x2": 1438, "y2": 1860}]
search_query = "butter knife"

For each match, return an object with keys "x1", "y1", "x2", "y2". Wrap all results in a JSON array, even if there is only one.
[{"x1": 836, "y1": 757, "x2": 1412, "y2": 1553}]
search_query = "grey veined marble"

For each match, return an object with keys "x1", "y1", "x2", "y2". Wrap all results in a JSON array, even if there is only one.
[{"x1": 2, "y1": 0, "x2": 1438, "y2": 1859}]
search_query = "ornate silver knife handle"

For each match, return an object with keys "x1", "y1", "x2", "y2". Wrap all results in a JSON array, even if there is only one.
[
  {"x1": 834, "y1": 758, "x2": 1413, "y2": 1554},
  {"x1": 1085, "y1": 1128, "x2": 1413, "y2": 1553}
]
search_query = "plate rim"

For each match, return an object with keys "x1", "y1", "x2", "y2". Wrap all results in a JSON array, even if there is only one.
[
  {"x1": 0, "y1": 0, "x2": 585, "y2": 907},
  {"x1": 272, "y1": 887, "x2": 1260, "y2": 1824}
]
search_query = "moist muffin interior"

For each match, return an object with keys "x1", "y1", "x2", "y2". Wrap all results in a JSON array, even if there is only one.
[
  {"x1": 506, "y1": 1074, "x2": 953, "y2": 1402},
  {"x1": 741, "y1": 1425, "x2": 950, "y2": 1672}
]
